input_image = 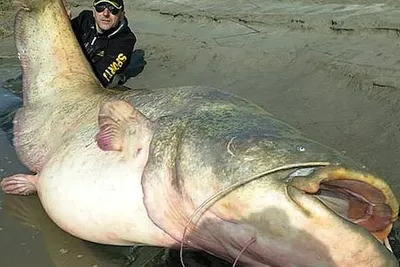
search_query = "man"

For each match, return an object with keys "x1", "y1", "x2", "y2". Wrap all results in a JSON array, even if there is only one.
[
  {"x1": 0, "y1": 0, "x2": 146, "y2": 143},
  {"x1": 71, "y1": 0, "x2": 146, "y2": 87}
]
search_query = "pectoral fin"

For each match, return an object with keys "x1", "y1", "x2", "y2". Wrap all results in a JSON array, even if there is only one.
[
  {"x1": 95, "y1": 100, "x2": 153, "y2": 158},
  {"x1": 1, "y1": 174, "x2": 38, "y2": 195}
]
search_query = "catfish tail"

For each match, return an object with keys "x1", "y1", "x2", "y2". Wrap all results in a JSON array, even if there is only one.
[{"x1": 12, "y1": 0, "x2": 101, "y2": 105}]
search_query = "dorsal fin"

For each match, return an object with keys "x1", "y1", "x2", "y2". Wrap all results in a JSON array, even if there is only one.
[
  {"x1": 96, "y1": 100, "x2": 154, "y2": 158},
  {"x1": 13, "y1": 0, "x2": 101, "y2": 105}
]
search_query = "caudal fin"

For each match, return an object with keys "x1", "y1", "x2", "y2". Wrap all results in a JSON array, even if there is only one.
[{"x1": 12, "y1": 0, "x2": 101, "y2": 104}]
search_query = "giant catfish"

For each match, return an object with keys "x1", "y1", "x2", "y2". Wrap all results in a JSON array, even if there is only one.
[{"x1": 0, "y1": 0, "x2": 398, "y2": 266}]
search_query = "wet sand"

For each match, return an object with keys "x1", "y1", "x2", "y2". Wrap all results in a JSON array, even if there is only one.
[{"x1": 1, "y1": 0, "x2": 400, "y2": 266}]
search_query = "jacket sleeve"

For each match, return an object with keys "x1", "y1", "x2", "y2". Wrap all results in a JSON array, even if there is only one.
[{"x1": 93, "y1": 35, "x2": 136, "y2": 87}]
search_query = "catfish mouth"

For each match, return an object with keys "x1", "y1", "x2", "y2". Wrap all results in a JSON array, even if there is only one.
[
  {"x1": 289, "y1": 166, "x2": 399, "y2": 249},
  {"x1": 316, "y1": 180, "x2": 394, "y2": 240}
]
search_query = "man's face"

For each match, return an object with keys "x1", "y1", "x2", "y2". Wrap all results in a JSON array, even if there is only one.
[{"x1": 93, "y1": 4, "x2": 124, "y2": 32}]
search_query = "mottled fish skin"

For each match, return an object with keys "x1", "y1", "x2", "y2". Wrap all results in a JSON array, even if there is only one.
[
  {"x1": 125, "y1": 86, "x2": 398, "y2": 266},
  {"x1": 3, "y1": 0, "x2": 399, "y2": 266}
]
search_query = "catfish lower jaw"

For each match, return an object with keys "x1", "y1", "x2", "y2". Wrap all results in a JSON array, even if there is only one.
[{"x1": 288, "y1": 166, "x2": 398, "y2": 246}]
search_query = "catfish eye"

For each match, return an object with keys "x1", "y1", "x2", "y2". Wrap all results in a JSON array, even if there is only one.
[{"x1": 297, "y1": 145, "x2": 306, "y2": 152}]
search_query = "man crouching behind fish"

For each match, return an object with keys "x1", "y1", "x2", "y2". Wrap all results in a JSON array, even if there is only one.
[{"x1": 0, "y1": 0, "x2": 399, "y2": 266}]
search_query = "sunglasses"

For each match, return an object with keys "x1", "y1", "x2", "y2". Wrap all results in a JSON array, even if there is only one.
[{"x1": 94, "y1": 3, "x2": 121, "y2": 15}]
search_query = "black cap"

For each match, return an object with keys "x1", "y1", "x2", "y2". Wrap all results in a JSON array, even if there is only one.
[{"x1": 93, "y1": 0, "x2": 124, "y2": 10}]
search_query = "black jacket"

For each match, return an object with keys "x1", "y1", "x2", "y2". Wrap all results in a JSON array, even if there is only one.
[{"x1": 71, "y1": 10, "x2": 137, "y2": 87}]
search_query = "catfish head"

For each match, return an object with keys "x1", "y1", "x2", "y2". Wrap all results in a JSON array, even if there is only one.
[{"x1": 141, "y1": 119, "x2": 399, "y2": 267}]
